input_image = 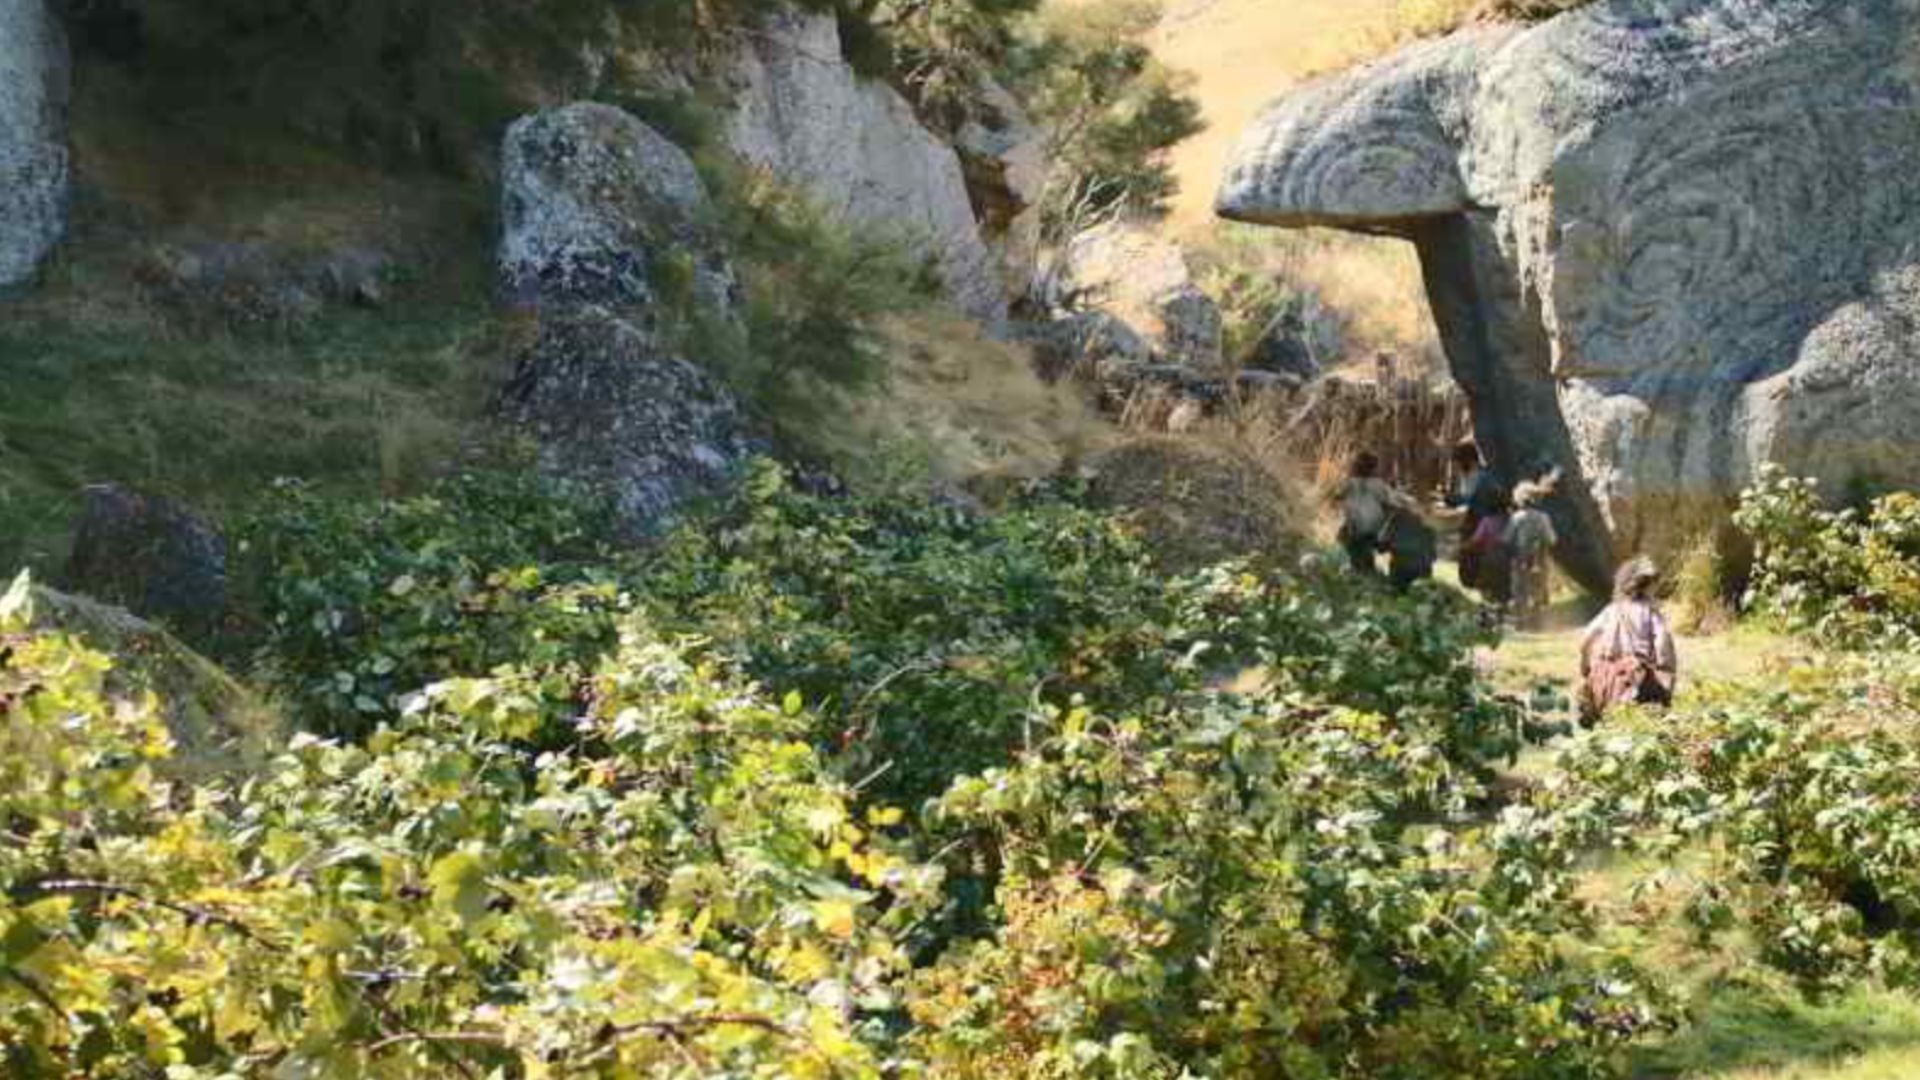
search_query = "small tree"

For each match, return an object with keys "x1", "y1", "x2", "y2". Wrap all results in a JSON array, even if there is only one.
[{"x1": 1004, "y1": 0, "x2": 1204, "y2": 239}]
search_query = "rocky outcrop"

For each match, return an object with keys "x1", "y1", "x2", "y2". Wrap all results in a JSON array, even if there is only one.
[
  {"x1": 1218, "y1": 0, "x2": 1920, "y2": 593},
  {"x1": 956, "y1": 76, "x2": 1050, "y2": 289},
  {"x1": 498, "y1": 104, "x2": 758, "y2": 535},
  {"x1": 501, "y1": 103, "x2": 734, "y2": 314},
  {"x1": 24, "y1": 582, "x2": 277, "y2": 774},
  {"x1": 0, "y1": 0, "x2": 68, "y2": 288},
  {"x1": 721, "y1": 9, "x2": 1009, "y2": 324},
  {"x1": 497, "y1": 311, "x2": 759, "y2": 532},
  {"x1": 63, "y1": 484, "x2": 228, "y2": 638},
  {"x1": 1045, "y1": 220, "x2": 1226, "y2": 372}
]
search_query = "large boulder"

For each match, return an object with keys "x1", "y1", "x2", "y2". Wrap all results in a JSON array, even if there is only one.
[
  {"x1": 63, "y1": 484, "x2": 228, "y2": 639},
  {"x1": 500, "y1": 102, "x2": 735, "y2": 314},
  {"x1": 0, "y1": 0, "x2": 67, "y2": 288},
  {"x1": 721, "y1": 8, "x2": 1009, "y2": 324},
  {"x1": 497, "y1": 311, "x2": 760, "y2": 534},
  {"x1": 1218, "y1": 0, "x2": 1920, "y2": 593},
  {"x1": 21, "y1": 581, "x2": 279, "y2": 776},
  {"x1": 497, "y1": 103, "x2": 759, "y2": 535}
]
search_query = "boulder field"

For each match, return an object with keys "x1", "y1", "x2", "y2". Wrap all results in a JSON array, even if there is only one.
[{"x1": 1220, "y1": 0, "x2": 1920, "y2": 591}]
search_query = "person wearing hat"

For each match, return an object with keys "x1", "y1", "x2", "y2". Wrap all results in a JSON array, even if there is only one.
[
  {"x1": 1578, "y1": 557, "x2": 1678, "y2": 725},
  {"x1": 1503, "y1": 479, "x2": 1559, "y2": 628}
]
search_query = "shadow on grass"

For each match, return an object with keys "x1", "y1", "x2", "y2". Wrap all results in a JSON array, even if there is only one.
[{"x1": 1632, "y1": 976, "x2": 1920, "y2": 1079}]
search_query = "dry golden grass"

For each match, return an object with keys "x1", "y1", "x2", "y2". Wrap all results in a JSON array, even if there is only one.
[
  {"x1": 1109, "y1": 0, "x2": 1451, "y2": 364},
  {"x1": 800, "y1": 312, "x2": 1114, "y2": 492},
  {"x1": 1086, "y1": 431, "x2": 1310, "y2": 572}
]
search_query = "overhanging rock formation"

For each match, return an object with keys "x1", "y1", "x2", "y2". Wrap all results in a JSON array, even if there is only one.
[{"x1": 1218, "y1": 0, "x2": 1920, "y2": 593}]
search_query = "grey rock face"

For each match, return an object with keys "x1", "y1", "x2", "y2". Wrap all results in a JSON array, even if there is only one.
[
  {"x1": 498, "y1": 310, "x2": 760, "y2": 534},
  {"x1": 1048, "y1": 220, "x2": 1226, "y2": 372},
  {"x1": 501, "y1": 102, "x2": 734, "y2": 314},
  {"x1": 956, "y1": 76, "x2": 1050, "y2": 290},
  {"x1": 1219, "y1": 0, "x2": 1920, "y2": 593},
  {"x1": 721, "y1": 9, "x2": 1008, "y2": 324},
  {"x1": 0, "y1": 0, "x2": 68, "y2": 288},
  {"x1": 497, "y1": 103, "x2": 757, "y2": 535},
  {"x1": 63, "y1": 485, "x2": 227, "y2": 638}
]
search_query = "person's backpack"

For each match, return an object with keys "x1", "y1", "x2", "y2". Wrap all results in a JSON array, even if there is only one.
[{"x1": 1467, "y1": 513, "x2": 1507, "y2": 553}]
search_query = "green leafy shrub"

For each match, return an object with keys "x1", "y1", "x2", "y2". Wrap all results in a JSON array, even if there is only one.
[
  {"x1": 1735, "y1": 466, "x2": 1920, "y2": 647},
  {"x1": 0, "y1": 560, "x2": 1654, "y2": 1078},
  {"x1": 1180, "y1": 556, "x2": 1525, "y2": 771},
  {"x1": 1, "y1": 581, "x2": 930, "y2": 1075},
  {"x1": 910, "y1": 692, "x2": 1665, "y2": 1077},
  {"x1": 638, "y1": 460, "x2": 1192, "y2": 805},
  {"x1": 1507, "y1": 654, "x2": 1920, "y2": 996},
  {"x1": 236, "y1": 461, "x2": 630, "y2": 737}
]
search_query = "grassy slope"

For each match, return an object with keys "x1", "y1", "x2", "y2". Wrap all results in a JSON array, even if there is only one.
[{"x1": 0, "y1": 222, "x2": 508, "y2": 573}]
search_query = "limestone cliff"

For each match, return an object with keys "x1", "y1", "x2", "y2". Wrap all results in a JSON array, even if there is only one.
[{"x1": 721, "y1": 8, "x2": 1015, "y2": 324}]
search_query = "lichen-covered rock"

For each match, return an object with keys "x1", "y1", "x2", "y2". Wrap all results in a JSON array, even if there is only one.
[
  {"x1": 501, "y1": 102, "x2": 734, "y2": 314},
  {"x1": 496, "y1": 102, "x2": 758, "y2": 534},
  {"x1": 1218, "y1": 0, "x2": 1920, "y2": 592},
  {"x1": 63, "y1": 485, "x2": 228, "y2": 638},
  {"x1": 0, "y1": 0, "x2": 68, "y2": 288},
  {"x1": 1048, "y1": 220, "x2": 1225, "y2": 372},
  {"x1": 721, "y1": 9, "x2": 1008, "y2": 324},
  {"x1": 497, "y1": 310, "x2": 760, "y2": 535}
]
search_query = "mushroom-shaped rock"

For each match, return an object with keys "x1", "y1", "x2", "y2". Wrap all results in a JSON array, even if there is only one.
[
  {"x1": 1219, "y1": 0, "x2": 1920, "y2": 594},
  {"x1": 1217, "y1": 33, "x2": 1493, "y2": 231}
]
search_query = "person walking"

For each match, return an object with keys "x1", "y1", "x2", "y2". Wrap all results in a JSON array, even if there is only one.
[
  {"x1": 1504, "y1": 480, "x2": 1559, "y2": 628},
  {"x1": 1445, "y1": 441, "x2": 1510, "y2": 595},
  {"x1": 1334, "y1": 450, "x2": 1413, "y2": 577},
  {"x1": 1381, "y1": 505, "x2": 1438, "y2": 593},
  {"x1": 1578, "y1": 557, "x2": 1679, "y2": 726}
]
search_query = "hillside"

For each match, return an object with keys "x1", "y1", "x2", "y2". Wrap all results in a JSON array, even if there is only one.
[
  {"x1": 1140, "y1": 0, "x2": 1444, "y2": 363},
  {"x1": 11, "y1": 3, "x2": 1920, "y2": 1078}
]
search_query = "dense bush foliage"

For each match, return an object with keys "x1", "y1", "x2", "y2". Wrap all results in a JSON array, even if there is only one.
[
  {"x1": 31, "y1": 461, "x2": 1920, "y2": 1076},
  {"x1": 1, "y1": 560, "x2": 1664, "y2": 1077},
  {"x1": 243, "y1": 459, "x2": 1521, "y2": 798},
  {"x1": 1, "y1": 575, "x2": 926, "y2": 1076},
  {"x1": 912, "y1": 693, "x2": 1663, "y2": 1076},
  {"x1": 1508, "y1": 654, "x2": 1920, "y2": 997},
  {"x1": 235, "y1": 464, "x2": 630, "y2": 738},
  {"x1": 5, "y1": 460, "x2": 1720, "y2": 1077},
  {"x1": 1735, "y1": 465, "x2": 1920, "y2": 647}
]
